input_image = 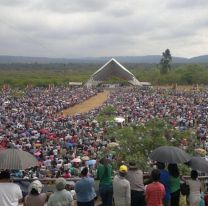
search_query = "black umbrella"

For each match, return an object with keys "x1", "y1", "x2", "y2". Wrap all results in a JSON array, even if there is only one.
[
  {"x1": 150, "y1": 146, "x2": 191, "y2": 164},
  {"x1": 188, "y1": 156, "x2": 208, "y2": 172},
  {"x1": 0, "y1": 149, "x2": 38, "y2": 170}
]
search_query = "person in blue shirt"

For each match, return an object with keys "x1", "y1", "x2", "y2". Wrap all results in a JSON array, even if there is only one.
[
  {"x1": 156, "y1": 162, "x2": 171, "y2": 206},
  {"x1": 75, "y1": 167, "x2": 96, "y2": 206}
]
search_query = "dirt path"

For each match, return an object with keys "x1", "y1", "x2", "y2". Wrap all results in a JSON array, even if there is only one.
[{"x1": 61, "y1": 90, "x2": 110, "y2": 116}]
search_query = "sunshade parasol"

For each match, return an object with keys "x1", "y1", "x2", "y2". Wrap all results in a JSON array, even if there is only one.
[
  {"x1": 150, "y1": 146, "x2": 191, "y2": 164},
  {"x1": 195, "y1": 148, "x2": 206, "y2": 156},
  {"x1": 71, "y1": 158, "x2": 81, "y2": 163},
  {"x1": 108, "y1": 142, "x2": 119, "y2": 147},
  {"x1": 0, "y1": 149, "x2": 38, "y2": 170},
  {"x1": 81, "y1": 156, "x2": 90, "y2": 161},
  {"x1": 86, "y1": 159, "x2": 96, "y2": 165},
  {"x1": 114, "y1": 117, "x2": 125, "y2": 123}
]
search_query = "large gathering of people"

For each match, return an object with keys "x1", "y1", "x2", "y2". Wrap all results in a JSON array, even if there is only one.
[{"x1": 1, "y1": 85, "x2": 208, "y2": 205}]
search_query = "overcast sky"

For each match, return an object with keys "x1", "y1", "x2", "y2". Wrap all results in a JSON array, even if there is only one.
[{"x1": 0, "y1": 0, "x2": 208, "y2": 58}]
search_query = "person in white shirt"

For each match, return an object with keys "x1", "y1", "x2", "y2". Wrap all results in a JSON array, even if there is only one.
[
  {"x1": 113, "y1": 165, "x2": 131, "y2": 206},
  {"x1": 186, "y1": 170, "x2": 202, "y2": 206},
  {"x1": 0, "y1": 170, "x2": 23, "y2": 206}
]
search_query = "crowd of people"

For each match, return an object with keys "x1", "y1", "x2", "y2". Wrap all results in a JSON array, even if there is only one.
[
  {"x1": 1, "y1": 86, "x2": 208, "y2": 205},
  {"x1": 0, "y1": 159, "x2": 207, "y2": 206}
]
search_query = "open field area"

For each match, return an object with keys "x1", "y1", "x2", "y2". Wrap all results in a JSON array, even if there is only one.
[
  {"x1": 1, "y1": 63, "x2": 208, "y2": 87},
  {"x1": 61, "y1": 90, "x2": 110, "y2": 115}
]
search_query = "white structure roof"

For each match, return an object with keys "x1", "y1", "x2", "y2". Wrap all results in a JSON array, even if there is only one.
[{"x1": 85, "y1": 58, "x2": 141, "y2": 87}]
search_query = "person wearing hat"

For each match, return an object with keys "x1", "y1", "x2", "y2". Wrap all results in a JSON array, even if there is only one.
[
  {"x1": 126, "y1": 161, "x2": 145, "y2": 206},
  {"x1": 47, "y1": 177, "x2": 73, "y2": 206},
  {"x1": 113, "y1": 165, "x2": 131, "y2": 206},
  {"x1": 24, "y1": 180, "x2": 47, "y2": 206}
]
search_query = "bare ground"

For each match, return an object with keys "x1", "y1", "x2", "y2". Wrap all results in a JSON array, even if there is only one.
[{"x1": 61, "y1": 90, "x2": 110, "y2": 116}]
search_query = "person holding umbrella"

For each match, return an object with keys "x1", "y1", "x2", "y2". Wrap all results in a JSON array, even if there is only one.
[
  {"x1": 168, "y1": 164, "x2": 180, "y2": 206},
  {"x1": 156, "y1": 162, "x2": 171, "y2": 206},
  {"x1": 0, "y1": 170, "x2": 23, "y2": 206},
  {"x1": 185, "y1": 170, "x2": 202, "y2": 206}
]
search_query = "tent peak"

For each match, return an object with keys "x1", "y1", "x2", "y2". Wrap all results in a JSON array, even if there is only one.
[{"x1": 85, "y1": 58, "x2": 142, "y2": 87}]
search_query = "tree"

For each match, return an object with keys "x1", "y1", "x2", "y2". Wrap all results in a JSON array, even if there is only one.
[
  {"x1": 106, "y1": 118, "x2": 198, "y2": 171},
  {"x1": 160, "y1": 49, "x2": 172, "y2": 74}
]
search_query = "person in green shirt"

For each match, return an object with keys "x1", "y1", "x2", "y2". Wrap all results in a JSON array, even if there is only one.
[
  {"x1": 168, "y1": 164, "x2": 180, "y2": 206},
  {"x1": 96, "y1": 157, "x2": 113, "y2": 206}
]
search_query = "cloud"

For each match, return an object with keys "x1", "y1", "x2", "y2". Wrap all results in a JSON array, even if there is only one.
[
  {"x1": 0, "y1": 0, "x2": 208, "y2": 58},
  {"x1": 166, "y1": 0, "x2": 208, "y2": 9},
  {"x1": 36, "y1": 0, "x2": 108, "y2": 13}
]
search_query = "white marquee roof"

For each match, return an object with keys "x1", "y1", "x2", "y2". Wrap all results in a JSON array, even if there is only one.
[{"x1": 85, "y1": 58, "x2": 141, "y2": 86}]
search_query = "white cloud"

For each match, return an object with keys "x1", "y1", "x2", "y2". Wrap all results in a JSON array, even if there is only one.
[{"x1": 0, "y1": 0, "x2": 208, "y2": 58}]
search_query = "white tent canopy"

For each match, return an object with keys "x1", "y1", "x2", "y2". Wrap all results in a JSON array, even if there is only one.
[{"x1": 85, "y1": 58, "x2": 142, "y2": 87}]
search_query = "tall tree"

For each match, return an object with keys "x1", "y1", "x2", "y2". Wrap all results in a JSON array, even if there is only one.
[{"x1": 160, "y1": 49, "x2": 172, "y2": 74}]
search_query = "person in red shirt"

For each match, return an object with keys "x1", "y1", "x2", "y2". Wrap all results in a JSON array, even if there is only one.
[
  {"x1": 63, "y1": 170, "x2": 71, "y2": 179},
  {"x1": 146, "y1": 169, "x2": 165, "y2": 206}
]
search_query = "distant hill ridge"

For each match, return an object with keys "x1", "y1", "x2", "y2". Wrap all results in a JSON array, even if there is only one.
[{"x1": 0, "y1": 55, "x2": 208, "y2": 64}]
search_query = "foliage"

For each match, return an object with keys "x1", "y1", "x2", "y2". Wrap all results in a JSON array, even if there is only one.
[
  {"x1": 1, "y1": 62, "x2": 208, "y2": 87},
  {"x1": 159, "y1": 49, "x2": 172, "y2": 74},
  {"x1": 96, "y1": 105, "x2": 116, "y2": 123},
  {"x1": 107, "y1": 119, "x2": 198, "y2": 172}
]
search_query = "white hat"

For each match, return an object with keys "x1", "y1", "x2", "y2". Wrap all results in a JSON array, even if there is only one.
[{"x1": 29, "y1": 180, "x2": 43, "y2": 194}]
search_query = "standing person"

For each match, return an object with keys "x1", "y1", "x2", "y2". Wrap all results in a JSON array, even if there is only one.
[
  {"x1": 97, "y1": 157, "x2": 113, "y2": 206},
  {"x1": 24, "y1": 180, "x2": 48, "y2": 206},
  {"x1": 0, "y1": 170, "x2": 23, "y2": 206},
  {"x1": 168, "y1": 164, "x2": 180, "y2": 206},
  {"x1": 145, "y1": 169, "x2": 165, "y2": 206},
  {"x1": 75, "y1": 167, "x2": 96, "y2": 206},
  {"x1": 186, "y1": 170, "x2": 202, "y2": 206},
  {"x1": 113, "y1": 165, "x2": 131, "y2": 206},
  {"x1": 47, "y1": 177, "x2": 73, "y2": 206},
  {"x1": 156, "y1": 162, "x2": 171, "y2": 206},
  {"x1": 126, "y1": 161, "x2": 145, "y2": 206}
]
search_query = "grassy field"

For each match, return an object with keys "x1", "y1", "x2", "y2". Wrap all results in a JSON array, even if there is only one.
[{"x1": 1, "y1": 63, "x2": 208, "y2": 88}]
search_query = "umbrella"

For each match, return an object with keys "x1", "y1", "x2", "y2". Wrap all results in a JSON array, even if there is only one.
[
  {"x1": 108, "y1": 142, "x2": 119, "y2": 148},
  {"x1": 34, "y1": 151, "x2": 41, "y2": 156},
  {"x1": 39, "y1": 129, "x2": 49, "y2": 134},
  {"x1": 195, "y1": 148, "x2": 206, "y2": 156},
  {"x1": 86, "y1": 159, "x2": 96, "y2": 166},
  {"x1": 114, "y1": 117, "x2": 125, "y2": 123},
  {"x1": 92, "y1": 120, "x2": 98, "y2": 124},
  {"x1": 31, "y1": 130, "x2": 38, "y2": 134},
  {"x1": 81, "y1": 156, "x2": 90, "y2": 161},
  {"x1": 188, "y1": 156, "x2": 208, "y2": 172},
  {"x1": 150, "y1": 146, "x2": 191, "y2": 164},
  {"x1": 71, "y1": 158, "x2": 81, "y2": 163},
  {"x1": 0, "y1": 149, "x2": 38, "y2": 170}
]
